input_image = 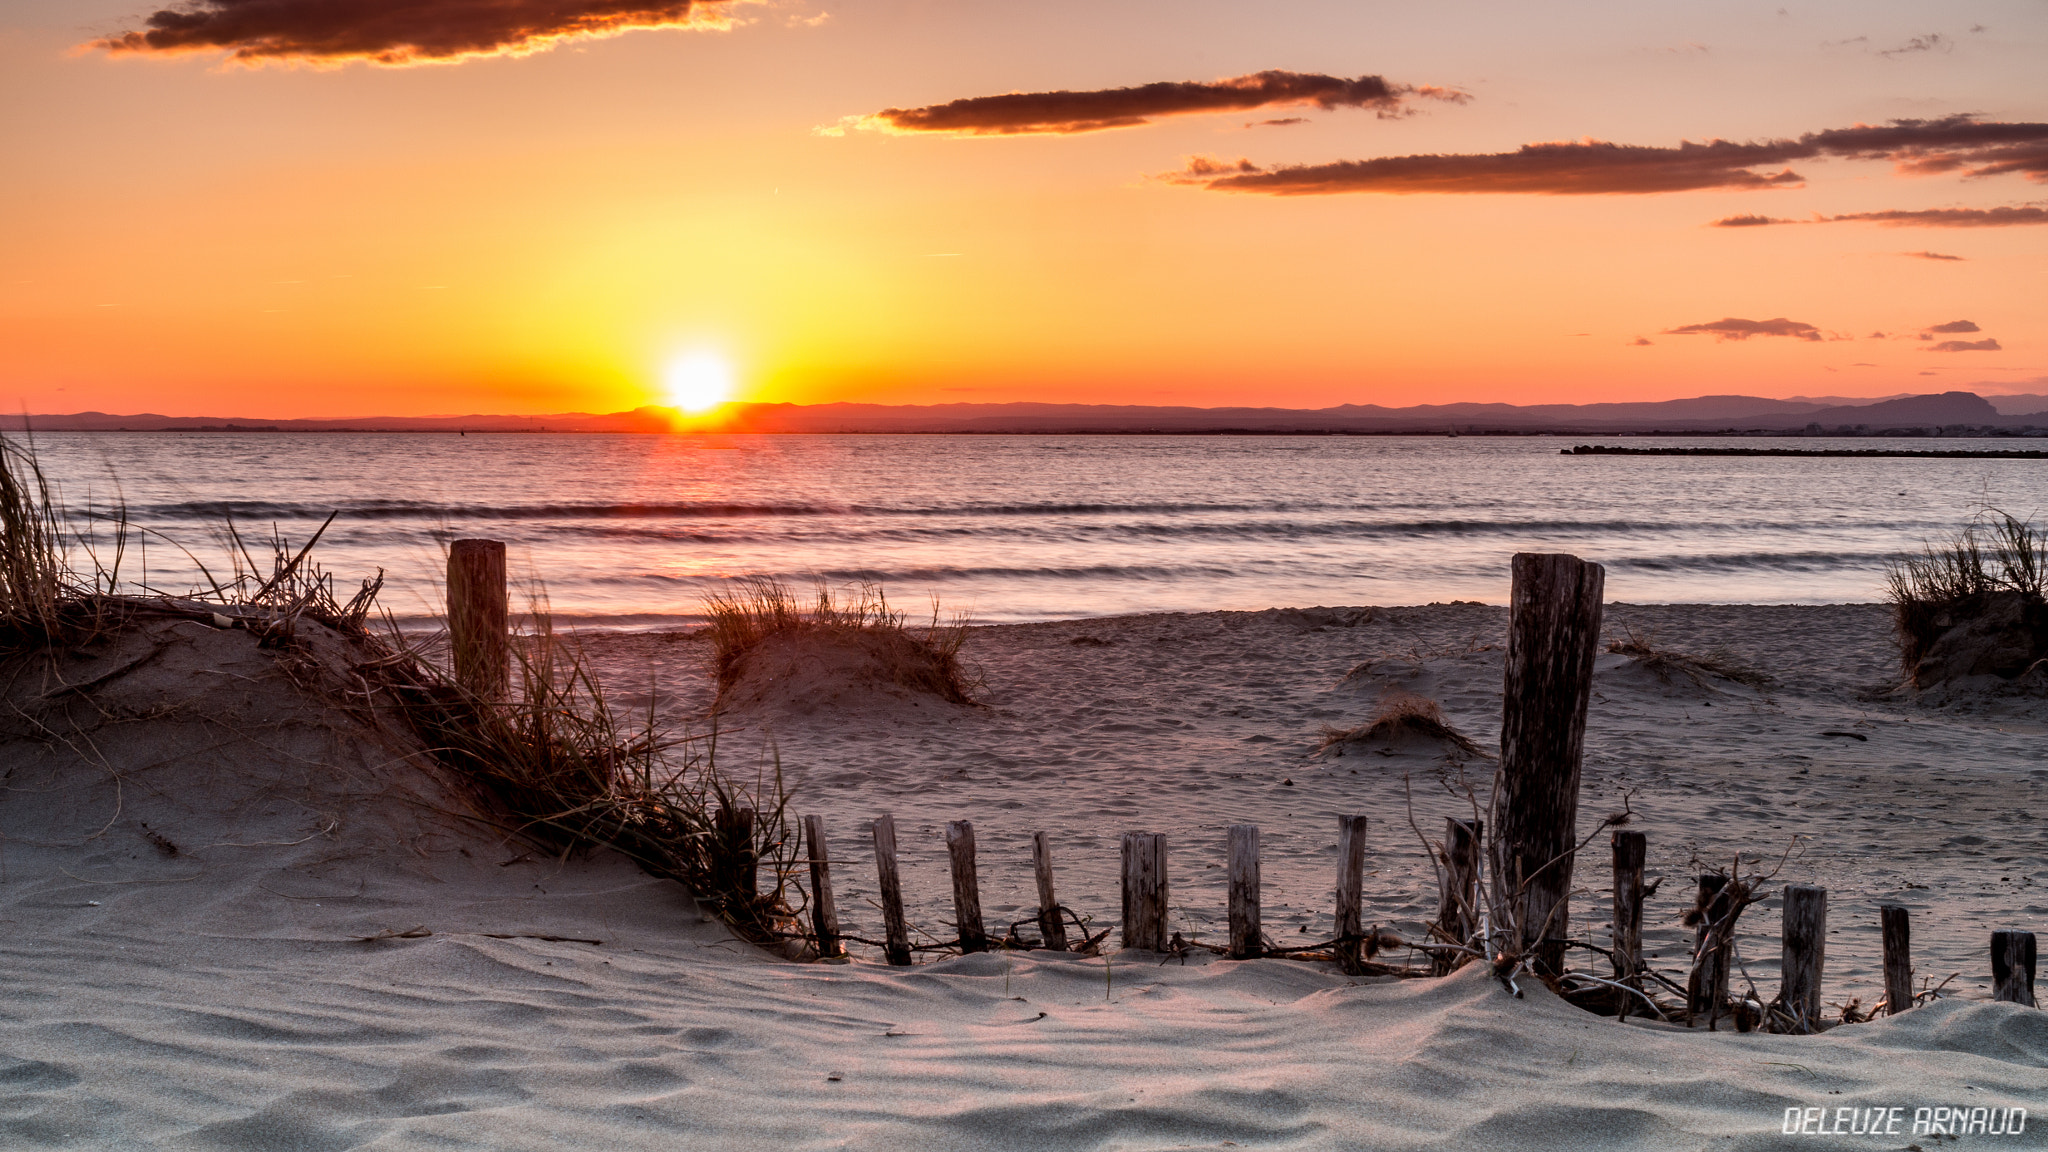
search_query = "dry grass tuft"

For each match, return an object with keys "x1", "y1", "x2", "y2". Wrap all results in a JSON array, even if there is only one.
[
  {"x1": 704, "y1": 575, "x2": 979, "y2": 706},
  {"x1": 1319, "y1": 690, "x2": 1486, "y2": 757},
  {"x1": 1606, "y1": 627, "x2": 1773, "y2": 689},
  {"x1": 1886, "y1": 508, "x2": 2048, "y2": 677}
]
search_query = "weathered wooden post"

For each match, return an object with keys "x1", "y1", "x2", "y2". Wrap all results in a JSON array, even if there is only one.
[
  {"x1": 712, "y1": 805, "x2": 757, "y2": 911},
  {"x1": 1686, "y1": 874, "x2": 1738, "y2": 1028},
  {"x1": 871, "y1": 814, "x2": 912, "y2": 966},
  {"x1": 803, "y1": 815, "x2": 842, "y2": 959},
  {"x1": 1434, "y1": 818, "x2": 1482, "y2": 976},
  {"x1": 1120, "y1": 832, "x2": 1168, "y2": 951},
  {"x1": 1610, "y1": 830, "x2": 1646, "y2": 992},
  {"x1": 1495, "y1": 552, "x2": 1605, "y2": 976},
  {"x1": 1880, "y1": 904, "x2": 1913, "y2": 1015},
  {"x1": 1031, "y1": 831, "x2": 1068, "y2": 951},
  {"x1": 1779, "y1": 885, "x2": 1827, "y2": 1032},
  {"x1": 447, "y1": 538, "x2": 508, "y2": 700},
  {"x1": 1334, "y1": 815, "x2": 1369, "y2": 976},
  {"x1": 944, "y1": 820, "x2": 987, "y2": 954},
  {"x1": 1227, "y1": 824, "x2": 1261, "y2": 960},
  {"x1": 1992, "y1": 930, "x2": 2037, "y2": 1007}
]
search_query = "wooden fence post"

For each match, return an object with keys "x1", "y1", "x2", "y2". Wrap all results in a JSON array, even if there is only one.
[
  {"x1": 945, "y1": 820, "x2": 987, "y2": 954},
  {"x1": 1610, "y1": 831, "x2": 1646, "y2": 995},
  {"x1": 1686, "y1": 874, "x2": 1738, "y2": 1027},
  {"x1": 803, "y1": 815, "x2": 841, "y2": 959},
  {"x1": 1779, "y1": 885, "x2": 1827, "y2": 1032},
  {"x1": 1031, "y1": 831, "x2": 1067, "y2": 951},
  {"x1": 447, "y1": 538, "x2": 508, "y2": 700},
  {"x1": 1335, "y1": 815, "x2": 1369, "y2": 976},
  {"x1": 712, "y1": 805, "x2": 757, "y2": 912},
  {"x1": 1227, "y1": 824, "x2": 1261, "y2": 960},
  {"x1": 1495, "y1": 552, "x2": 1605, "y2": 976},
  {"x1": 1880, "y1": 904, "x2": 1913, "y2": 1015},
  {"x1": 1435, "y1": 818, "x2": 1482, "y2": 976},
  {"x1": 1992, "y1": 930, "x2": 2037, "y2": 1007},
  {"x1": 1121, "y1": 832, "x2": 1168, "y2": 951},
  {"x1": 871, "y1": 814, "x2": 912, "y2": 967}
]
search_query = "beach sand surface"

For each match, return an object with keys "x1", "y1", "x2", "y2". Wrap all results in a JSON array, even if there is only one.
[{"x1": 2, "y1": 604, "x2": 2043, "y2": 1149}]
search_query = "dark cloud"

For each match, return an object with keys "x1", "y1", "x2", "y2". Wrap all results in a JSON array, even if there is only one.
[
  {"x1": 1927, "y1": 320, "x2": 1980, "y2": 333},
  {"x1": 860, "y1": 72, "x2": 1466, "y2": 136},
  {"x1": 1169, "y1": 139, "x2": 1809, "y2": 196},
  {"x1": 1907, "y1": 250, "x2": 1966, "y2": 260},
  {"x1": 1878, "y1": 32, "x2": 1951, "y2": 57},
  {"x1": 1929, "y1": 338, "x2": 2001, "y2": 352},
  {"x1": 87, "y1": 0, "x2": 719, "y2": 64},
  {"x1": 1824, "y1": 205, "x2": 2048, "y2": 226},
  {"x1": 1251, "y1": 117, "x2": 1309, "y2": 128},
  {"x1": 1630, "y1": 337, "x2": 1654, "y2": 346},
  {"x1": 1664, "y1": 317, "x2": 1823, "y2": 342},
  {"x1": 1172, "y1": 116, "x2": 2048, "y2": 197},
  {"x1": 1712, "y1": 213, "x2": 1797, "y2": 226}
]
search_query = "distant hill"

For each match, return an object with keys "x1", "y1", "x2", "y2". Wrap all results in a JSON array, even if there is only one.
[{"x1": 5, "y1": 391, "x2": 2043, "y2": 435}]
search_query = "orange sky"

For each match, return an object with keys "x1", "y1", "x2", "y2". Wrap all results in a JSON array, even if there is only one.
[{"x1": 2, "y1": 0, "x2": 2043, "y2": 417}]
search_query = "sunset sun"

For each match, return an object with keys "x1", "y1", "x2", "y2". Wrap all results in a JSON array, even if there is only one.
[{"x1": 663, "y1": 351, "x2": 735, "y2": 413}]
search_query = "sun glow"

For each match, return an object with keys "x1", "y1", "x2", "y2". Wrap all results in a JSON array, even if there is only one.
[{"x1": 664, "y1": 351, "x2": 735, "y2": 412}]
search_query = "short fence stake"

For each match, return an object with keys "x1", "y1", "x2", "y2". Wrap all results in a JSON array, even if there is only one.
[
  {"x1": 1227, "y1": 824, "x2": 1261, "y2": 960},
  {"x1": 1031, "y1": 831, "x2": 1068, "y2": 951},
  {"x1": 1686, "y1": 874, "x2": 1738, "y2": 1027},
  {"x1": 447, "y1": 538, "x2": 508, "y2": 700},
  {"x1": 871, "y1": 814, "x2": 912, "y2": 967},
  {"x1": 1120, "y1": 832, "x2": 1168, "y2": 951},
  {"x1": 945, "y1": 820, "x2": 987, "y2": 954},
  {"x1": 1335, "y1": 815, "x2": 1369, "y2": 976},
  {"x1": 802, "y1": 815, "x2": 841, "y2": 959},
  {"x1": 1992, "y1": 930, "x2": 2038, "y2": 1007},
  {"x1": 1880, "y1": 904, "x2": 1913, "y2": 1015},
  {"x1": 1610, "y1": 830, "x2": 1645, "y2": 1000},
  {"x1": 1779, "y1": 884, "x2": 1827, "y2": 1032},
  {"x1": 1435, "y1": 818, "x2": 1482, "y2": 977}
]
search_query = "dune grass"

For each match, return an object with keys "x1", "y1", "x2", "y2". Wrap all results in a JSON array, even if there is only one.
[
  {"x1": 1605, "y1": 627, "x2": 1773, "y2": 689},
  {"x1": 1885, "y1": 508, "x2": 2048, "y2": 676},
  {"x1": 1320, "y1": 690, "x2": 1485, "y2": 757},
  {"x1": 704, "y1": 575, "x2": 978, "y2": 706},
  {"x1": 1, "y1": 431, "x2": 798, "y2": 949}
]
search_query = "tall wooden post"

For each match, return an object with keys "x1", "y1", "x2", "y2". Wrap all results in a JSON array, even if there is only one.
[
  {"x1": 1227, "y1": 824, "x2": 1261, "y2": 960},
  {"x1": 945, "y1": 820, "x2": 987, "y2": 954},
  {"x1": 1031, "y1": 832, "x2": 1068, "y2": 951},
  {"x1": 1686, "y1": 874, "x2": 1737, "y2": 1027},
  {"x1": 1494, "y1": 552, "x2": 1605, "y2": 976},
  {"x1": 1779, "y1": 885, "x2": 1827, "y2": 1032},
  {"x1": 447, "y1": 538, "x2": 508, "y2": 700},
  {"x1": 1435, "y1": 818, "x2": 1482, "y2": 976},
  {"x1": 1992, "y1": 930, "x2": 2038, "y2": 1007},
  {"x1": 1334, "y1": 815, "x2": 1369, "y2": 976},
  {"x1": 871, "y1": 814, "x2": 912, "y2": 967},
  {"x1": 1610, "y1": 830, "x2": 1646, "y2": 993},
  {"x1": 803, "y1": 815, "x2": 842, "y2": 959},
  {"x1": 1880, "y1": 904, "x2": 1913, "y2": 1015},
  {"x1": 1120, "y1": 832, "x2": 1168, "y2": 951},
  {"x1": 712, "y1": 806, "x2": 757, "y2": 911}
]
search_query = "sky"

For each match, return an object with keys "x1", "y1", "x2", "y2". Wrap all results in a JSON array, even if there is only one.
[{"x1": 1, "y1": 0, "x2": 2043, "y2": 418}]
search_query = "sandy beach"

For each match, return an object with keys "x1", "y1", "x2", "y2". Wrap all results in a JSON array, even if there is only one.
[{"x1": 4, "y1": 598, "x2": 2042, "y2": 1149}]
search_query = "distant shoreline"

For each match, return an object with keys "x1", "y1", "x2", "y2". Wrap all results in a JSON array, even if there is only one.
[{"x1": 1568, "y1": 445, "x2": 2048, "y2": 458}]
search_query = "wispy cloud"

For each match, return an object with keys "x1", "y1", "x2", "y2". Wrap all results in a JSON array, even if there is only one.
[
  {"x1": 1929, "y1": 338, "x2": 2001, "y2": 352},
  {"x1": 1906, "y1": 250, "x2": 1966, "y2": 260},
  {"x1": 1712, "y1": 204, "x2": 2048, "y2": 228},
  {"x1": 1664, "y1": 317, "x2": 1823, "y2": 342},
  {"x1": 845, "y1": 71, "x2": 1467, "y2": 136},
  {"x1": 86, "y1": 0, "x2": 725, "y2": 66},
  {"x1": 1171, "y1": 116, "x2": 2048, "y2": 197},
  {"x1": 1926, "y1": 320, "x2": 1980, "y2": 334}
]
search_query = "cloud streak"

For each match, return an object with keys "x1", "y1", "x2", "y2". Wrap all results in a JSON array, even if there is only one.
[
  {"x1": 1929, "y1": 338, "x2": 2001, "y2": 352},
  {"x1": 1664, "y1": 317, "x2": 1823, "y2": 342},
  {"x1": 1712, "y1": 204, "x2": 2048, "y2": 228},
  {"x1": 1171, "y1": 116, "x2": 2048, "y2": 196},
  {"x1": 87, "y1": 0, "x2": 723, "y2": 66},
  {"x1": 855, "y1": 72, "x2": 1467, "y2": 136}
]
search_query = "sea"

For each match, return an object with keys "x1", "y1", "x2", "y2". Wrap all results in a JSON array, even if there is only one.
[{"x1": 23, "y1": 431, "x2": 2048, "y2": 626}]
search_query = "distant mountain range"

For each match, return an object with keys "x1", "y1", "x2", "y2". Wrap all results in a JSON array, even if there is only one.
[{"x1": 8, "y1": 391, "x2": 2048, "y2": 435}]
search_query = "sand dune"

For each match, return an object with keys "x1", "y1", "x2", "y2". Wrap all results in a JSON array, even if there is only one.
[{"x1": 3, "y1": 602, "x2": 2043, "y2": 1148}]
